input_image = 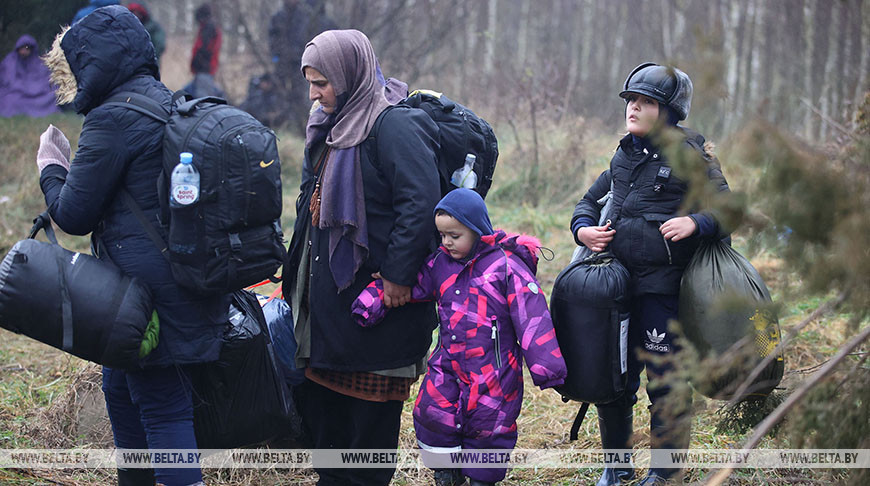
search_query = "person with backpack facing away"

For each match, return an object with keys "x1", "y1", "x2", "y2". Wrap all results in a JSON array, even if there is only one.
[
  {"x1": 571, "y1": 63, "x2": 731, "y2": 485},
  {"x1": 284, "y1": 29, "x2": 441, "y2": 486},
  {"x1": 352, "y1": 189, "x2": 567, "y2": 486},
  {"x1": 37, "y1": 6, "x2": 228, "y2": 485}
]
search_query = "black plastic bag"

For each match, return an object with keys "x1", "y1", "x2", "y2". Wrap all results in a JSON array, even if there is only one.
[
  {"x1": 0, "y1": 213, "x2": 152, "y2": 369},
  {"x1": 550, "y1": 252, "x2": 631, "y2": 404},
  {"x1": 258, "y1": 295, "x2": 305, "y2": 386},
  {"x1": 679, "y1": 240, "x2": 784, "y2": 400},
  {"x1": 189, "y1": 290, "x2": 302, "y2": 449}
]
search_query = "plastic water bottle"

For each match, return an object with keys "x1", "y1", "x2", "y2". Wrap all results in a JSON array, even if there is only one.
[
  {"x1": 450, "y1": 154, "x2": 478, "y2": 189},
  {"x1": 170, "y1": 152, "x2": 199, "y2": 208}
]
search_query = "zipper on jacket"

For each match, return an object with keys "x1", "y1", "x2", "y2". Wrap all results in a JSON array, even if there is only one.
[{"x1": 491, "y1": 316, "x2": 502, "y2": 368}]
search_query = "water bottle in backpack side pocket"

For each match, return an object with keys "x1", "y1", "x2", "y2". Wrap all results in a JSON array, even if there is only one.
[
  {"x1": 170, "y1": 152, "x2": 199, "y2": 208},
  {"x1": 450, "y1": 153, "x2": 478, "y2": 190},
  {"x1": 169, "y1": 152, "x2": 200, "y2": 256}
]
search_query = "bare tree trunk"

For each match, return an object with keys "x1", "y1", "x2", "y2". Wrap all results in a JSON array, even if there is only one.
[
  {"x1": 483, "y1": 0, "x2": 498, "y2": 77},
  {"x1": 846, "y1": 0, "x2": 864, "y2": 126},
  {"x1": 517, "y1": 0, "x2": 531, "y2": 66},
  {"x1": 809, "y1": 0, "x2": 833, "y2": 139},
  {"x1": 739, "y1": 0, "x2": 758, "y2": 121},
  {"x1": 832, "y1": 1, "x2": 849, "y2": 133},
  {"x1": 464, "y1": 4, "x2": 480, "y2": 103},
  {"x1": 565, "y1": 0, "x2": 583, "y2": 107},
  {"x1": 724, "y1": 0, "x2": 742, "y2": 133},
  {"x1": 759, "y1": 1, "x2": 776, "y2": 117}
]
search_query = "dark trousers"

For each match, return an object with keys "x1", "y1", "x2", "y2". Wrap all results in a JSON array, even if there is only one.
[
  {"x1": 102, "y1": 366, "x2": 201, "y2": 486},
  {"x1": 295, "y1": 379, "x2": 404, "y2": 486},
  {"x1": 596, "y1": 294, "x2": 692, "y2": 477},
  {"x1": 596, "y1": 293, "x2": 685, "y2": 409}
]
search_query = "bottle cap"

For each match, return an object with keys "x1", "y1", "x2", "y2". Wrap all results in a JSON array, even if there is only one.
[
  {"x1": 180, "y1": 152, "x2": 193, "y2": 164},
  {"x1": 466, "y1": 154, "x2": 476, "y2": 163}
]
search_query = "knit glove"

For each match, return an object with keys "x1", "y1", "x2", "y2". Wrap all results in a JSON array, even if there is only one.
[{"x1": 36, "y1": 124, "x2": 71, "y2": 174}]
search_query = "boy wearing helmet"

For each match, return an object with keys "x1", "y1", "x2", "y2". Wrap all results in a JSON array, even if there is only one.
[{"x1": 570, "y1": 63, "x2": 731, "y2": 485}]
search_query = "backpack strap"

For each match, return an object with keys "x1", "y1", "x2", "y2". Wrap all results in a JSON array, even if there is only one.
[
  {"x1": 103, "y1": 92, "x2": 170, "y2": 124},
  {"x1": 119, "y1": 189, "x2": 170, "y2": 263},
  {"x1": 569, "y1": 402, "x2": 591, "y2": 441}
]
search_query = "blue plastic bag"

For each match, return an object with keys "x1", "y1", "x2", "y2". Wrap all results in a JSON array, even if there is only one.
[{"x1": 257, "y1": 295, "x2": 305, "y2": 386}]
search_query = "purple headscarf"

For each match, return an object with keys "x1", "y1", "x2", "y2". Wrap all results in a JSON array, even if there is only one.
[
  {"x1": 0, "y1": 35, "x2": 59, "y2": 117},
  {"x1": 301, "y1": 30, "x2": 408, "y2": 291}
]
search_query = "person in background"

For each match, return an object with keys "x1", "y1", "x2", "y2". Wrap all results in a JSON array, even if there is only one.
[
  {"x1": 127, "y1": 2, "x2": 165, "y2": 63},
  {"x1": 39, "y1": 6, "x2": 228, "y2": 485},
  {"x1": 0, "y1": 35, "x2": 59, "y2": 117},
  {"x1": 285, "y1": 29, "x2": 441, "y2": 486},
  {"x1": 240, "y1": 73, "x2": 283, "y2": 128},
  {"x1": 184, "y1": 3, "x2": 224, "y2": 99},
  {"x1": 571, "y1": 63, "x2": 731, "y2": 486},
  {"x1": 268, "y1": 0, "x2": 337, "y2": 131},
  {"x1": 72, "y1": 0, "x2": 119, "y2": 24},
  {"x1": 191, "y1": 3, "x2": 220, "y2": 76}
]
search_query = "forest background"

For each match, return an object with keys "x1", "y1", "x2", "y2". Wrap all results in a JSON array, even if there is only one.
[{"x1": 0, "y1": 0, "x2": 868, "y2": 484}]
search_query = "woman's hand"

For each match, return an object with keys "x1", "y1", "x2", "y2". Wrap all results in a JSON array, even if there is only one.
[
  {"x1": 576, "y1": 222, "x2": 615, "y2": 252},
  {"x1": 660, "y1": 216, "x2": 697, "y2": 241},
  {"x1": 371, "y1": 272, "x2": 411, "y2": 308},
  {"x1": 36, "y1": 125, "x2": 71, "y2": 174}
]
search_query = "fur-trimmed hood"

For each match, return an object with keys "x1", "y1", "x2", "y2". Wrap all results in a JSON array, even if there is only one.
[{"x1": 43, "y1": 5, "x2": 158, "y2": 114}]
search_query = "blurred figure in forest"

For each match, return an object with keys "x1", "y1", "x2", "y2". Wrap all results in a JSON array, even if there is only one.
[
  {"x1": 128, "y1": 2, "x2": 166, "y2": 63},
  {"x1": 185, "y1": 3, "x2": 225, "y2": 98},
  {"x1": 240, "y1": 73, "x2": 283, "y2": 128},
  {"x1": 268, "y1": 0, "x2": 337, "y2": 131},
  {"x1": 0, "y1": 35, "x2": 59, "y2": 117},
  {"x1": 72, "y1": 0, "x2": 119, "y2": 24}
]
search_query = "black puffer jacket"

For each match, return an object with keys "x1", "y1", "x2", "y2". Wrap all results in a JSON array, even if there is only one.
[
  {"x1": 39, "y1": 5, "x2": 229, "y2": 367},
  {"x1": 571, "y1": 128, "x2": 730, "y2": 295},
  {"x1": 287, "y1": 105, "x2": 441, "y2": 372}
]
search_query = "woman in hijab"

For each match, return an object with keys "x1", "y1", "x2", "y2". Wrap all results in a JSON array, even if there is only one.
[
  {"x1": 0, "y1": 35, "x2": 59, "y2": 117},
  {"x1": 285, "y1": 29, "x2": 441, "y2": 486}
]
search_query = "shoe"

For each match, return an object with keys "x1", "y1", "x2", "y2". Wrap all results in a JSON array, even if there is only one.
[
  {"x1": 434, "y1": 468, "x2": 466, "y2": 486},
  {"x1": 594, "y1": 404, "x2": 634, "y2": 486},
  {"x1": 468, "y1": 480, "x2": 496, "y2": 486},
  {"x1": 637, "y1": 472, "x2": 669, "y2": 485},
  {"x1": 117, "y1": 468, "x2": 155, "y2": 486}
]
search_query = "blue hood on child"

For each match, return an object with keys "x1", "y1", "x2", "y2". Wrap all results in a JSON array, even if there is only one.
[{"x1": 434, "y1": 189, "x2": 494, "y2": 237}]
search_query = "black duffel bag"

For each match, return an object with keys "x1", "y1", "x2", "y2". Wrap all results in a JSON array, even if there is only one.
[
  {"x1": 550, "y1": 251, "x2": 631, "y2": 439},
  {"x1": 0, "y1": 213, "x2": 153, "y2": 369},
  {"x1": 679, "y1": 240, "x2": 784, "y2": 401},
  {"x1": 189, "y1": 289, "x2": 301, "y2": 449}
]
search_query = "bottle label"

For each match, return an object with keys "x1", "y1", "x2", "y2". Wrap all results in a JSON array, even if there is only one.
[{"x1": 171, "y1": 184, "x2": 199, "y2": 205}]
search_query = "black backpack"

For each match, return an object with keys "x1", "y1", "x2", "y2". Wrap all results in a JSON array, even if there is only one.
[
  {"x1": 104, "y1": 92, "x2": 286, "y2": 294},
  {"x1": 372, "y1": 89, "x2": 499, "y2": 198}
]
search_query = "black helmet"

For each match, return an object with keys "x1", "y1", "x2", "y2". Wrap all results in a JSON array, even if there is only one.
[{"x1": 619, "y1": 63, "x2": 693, "y2": 121}]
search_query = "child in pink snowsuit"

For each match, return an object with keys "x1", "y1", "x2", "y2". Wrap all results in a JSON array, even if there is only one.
[{"x1": 353, "y1": 189, "x2": 567, "y2": 486}]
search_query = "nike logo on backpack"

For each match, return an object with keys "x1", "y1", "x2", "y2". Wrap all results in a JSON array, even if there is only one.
[{"x1": 259, "y1": 159, "x2": 275, "y2": 168}]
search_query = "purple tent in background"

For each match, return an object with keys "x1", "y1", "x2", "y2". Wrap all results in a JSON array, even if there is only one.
[{"x1": 0, "y1": 35, "x2": 59, "y2": 117}]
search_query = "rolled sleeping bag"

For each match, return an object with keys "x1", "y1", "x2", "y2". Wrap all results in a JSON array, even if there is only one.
[
  {"x1": 679, "y1": 239, "x2": 784, "y2": 400},
  {"x1": 550, "y1": 252, "x2": 631, "y2": 404},
  {"x1": 0, "y1": 214, "x2": 153, "y2": 370}
]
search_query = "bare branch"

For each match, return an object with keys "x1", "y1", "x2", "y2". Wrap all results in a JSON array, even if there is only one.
[
  {"x1": 726, "y1": 290, "x2": 848, "y2": 407},
  {"x1": 705, "y1": 323, "x2": 870, "y2": 486}
]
